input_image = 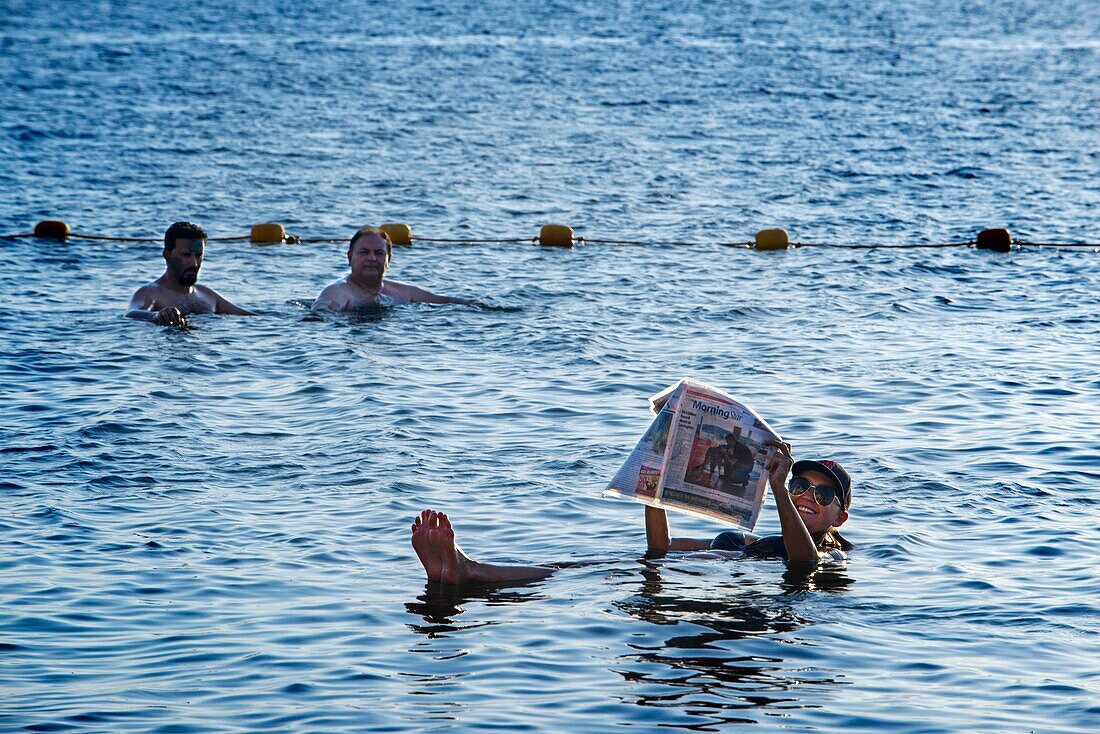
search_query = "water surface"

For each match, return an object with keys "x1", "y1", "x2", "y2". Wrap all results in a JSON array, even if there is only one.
[{"x1": 2, "y1": 1, "x2": 1099, "y2": 732}]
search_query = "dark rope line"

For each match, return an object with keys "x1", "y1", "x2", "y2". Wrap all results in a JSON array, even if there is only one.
[
  {"x1": 70, "y1": 232, "x2": 161, "y2": 242},
  {"x1": 411, "y1": 236, "x2": 536, "y2": 244},
  {"x1": 579, "y1": 238, "x2": 648, "y2": 245},
  {"x1": 1015, "y1": 241, "x2": 1100, "y2": 248},
  {"x1": 2, "y1": 232, "x2": 258, "y2": 243},
  {"x1": 4, "y1": 231, "x2": 1099, "y2": 250},
  {"x1": 581, "y1": 238, "x2": 755, "y2": 248},
  {"x1": 793, "y1": 241, "x2": 974, "y2": 249},
  {"x1": 1, "y1": 232, "x2": 254, "y2": 243}
]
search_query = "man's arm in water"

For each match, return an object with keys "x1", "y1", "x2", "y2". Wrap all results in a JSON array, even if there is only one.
[
  {"x1": 311, "y1": 282, "x2": 348, "y2": 312},
  {"x1": 400, "y1": 282, "x2": 485, "y2": 306},
  {"x1": 125, "y1": 287, "x2": 186, "y2": 326},
  {"x1": 200, "y1": 285, "x2": 256, "y2": 316}
]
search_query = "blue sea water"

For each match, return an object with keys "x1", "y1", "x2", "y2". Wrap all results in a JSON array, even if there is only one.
[{"x1": 2, "y1": 1, "x2": 1099, "y2": 732}]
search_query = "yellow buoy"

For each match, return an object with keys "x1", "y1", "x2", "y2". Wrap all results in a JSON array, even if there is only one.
[
  {"x1": 539, "y1": 224, "x2": 574, "y2": 248},
  {"x1": 754, "y1": 228, "x2": 789, "y2": 250},
  {"x1": 976, "y1": 228, "x2": 1011, "y2": 253},
  {"x1": 34, "y1": 220, "x2": 71, "y2": 239},
  {"x1": 381, "y1": 222, "x2": 412, "y2": 246},
  {"x1": 250, "y1": 222, "x2": 286, "y2": 244}
]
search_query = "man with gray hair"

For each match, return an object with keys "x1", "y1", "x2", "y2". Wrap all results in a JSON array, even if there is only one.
[{"x1": 311, "y1": 226, "x2": 481, "y2": 311}]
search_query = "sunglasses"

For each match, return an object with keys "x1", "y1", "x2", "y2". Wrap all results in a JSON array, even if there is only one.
[{"x1": 787, "y1": 475, "x2": 842, "y2": 509}]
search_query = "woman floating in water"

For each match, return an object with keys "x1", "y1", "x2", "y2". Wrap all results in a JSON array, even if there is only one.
[{"x1": 411, "y1": 440, "x2": 853, "y2": 584}]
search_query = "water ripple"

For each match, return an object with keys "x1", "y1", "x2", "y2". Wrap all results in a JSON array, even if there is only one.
[{"x1": 3, "y1": 1, "x2": 1100, "y2": 732}]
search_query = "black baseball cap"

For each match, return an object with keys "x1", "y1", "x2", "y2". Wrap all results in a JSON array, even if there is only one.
[{"x1": 792, "y1": 459, "x2": 852, "y2": 510}]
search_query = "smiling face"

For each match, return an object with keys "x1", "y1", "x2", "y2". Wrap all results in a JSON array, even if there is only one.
[
  {"x1": 348, "y1": 233, "x2": 390, "y2": 286},
  {"x1": 164, "y1": 238, "x2": 204, "y2": 287},
  {"x1": 791, "y1": 469, "x2": 849, "y2": 535}
]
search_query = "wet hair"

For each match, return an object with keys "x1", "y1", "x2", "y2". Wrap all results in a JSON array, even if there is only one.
[
  {"x1": 164, "y1": 221, "x2": 207, "y2": 253},
  {"x1": 348, "y1": 226, "x2": 392, "y2": 259},
  {"x1": 821, "y1": 528, "x2": 854, "y2": 552}
]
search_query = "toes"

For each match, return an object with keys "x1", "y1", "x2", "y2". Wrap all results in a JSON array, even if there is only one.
[{"x1": 413, "y1": 509, "x2": 435, "y2": 532}]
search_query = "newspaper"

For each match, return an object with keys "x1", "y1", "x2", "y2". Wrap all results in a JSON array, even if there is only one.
[{"x1": 603, "y1": 379, "x2": 781, "y2": 530}]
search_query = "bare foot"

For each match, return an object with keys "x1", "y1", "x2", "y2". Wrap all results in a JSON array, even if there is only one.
[
  {"x1": 411, "y1": 509, "x2": 445, "y2": 583},
  {"x1": 426, "y1": 511, "x2": 469, "y2": 585},
  {"x1": 412, "y1": 509, "x2": 554, "y2": 586},
  {"x1": 412, "y1": 510, "x2": 471, "y2": 584}
]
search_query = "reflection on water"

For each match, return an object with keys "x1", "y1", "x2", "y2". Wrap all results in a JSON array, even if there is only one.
[
  {"x1": 4, "y1": 0, "x2": 1100, "y2": 729},
  {"x1": 614, "y1": 562, "x2": 855, "y2": 724},
  {"x1": 405, "y1": 583, "x2": 548, "y2": 638},
  {"x1": 294, "y1": 301, "x2": 393, "y2": 323},
  {"x1": 402, "y1": 582, "x2": 556, "y2": 728},
  {"x1": 403, "y1": 559, "x2": 857, "y2": 728}
]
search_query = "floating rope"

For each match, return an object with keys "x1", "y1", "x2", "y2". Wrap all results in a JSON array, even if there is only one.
[
  {"x1": 580, "y1": 237, "x2": 756, "y2": 248},
  {"x1": 793, "y1": 241, "x2": 974, "y2": 250},
  {"x1": 297, "y1": 237, "x2": 348, "y2": 244},
  {"x1": 1010, "y1": 241, "x2": 1100, "y2": 248},
  {"x1": 2, "y1": 220, "x2": 1097, "y2": 252},
  {"x1": 0, "y1": 229, "x2": 248, "y2": 243},
  {"x1": 410, "y1": 236, "x2": 535, "y2": 244}
]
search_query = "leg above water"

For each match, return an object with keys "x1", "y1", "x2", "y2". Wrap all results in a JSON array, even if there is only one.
[{"x1": 410, "y1": 509, "x2": 554, "y2": 585}]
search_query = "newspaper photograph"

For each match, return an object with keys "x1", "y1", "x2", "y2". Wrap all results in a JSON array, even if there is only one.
[{"x1": 604, "y1": 379, "x2": 781, "y2": 530}]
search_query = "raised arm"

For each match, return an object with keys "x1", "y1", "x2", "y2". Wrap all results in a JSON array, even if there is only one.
[{"x1": 764, "y1": 440, "x2": 820, "y2": 563}]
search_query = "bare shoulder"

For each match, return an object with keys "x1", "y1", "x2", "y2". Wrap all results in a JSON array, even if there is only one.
[
  {"x1": 313, "y1": 278, "x2": 351, "y2": 311},
  {"x1": 129, "y1": 282, "x2": 162, "y2": 308},
  {"x1": 191, "y1": 283, "x2": 228, "y2": 310},
  {"x1": 322, "y1": 278, "x2": 355, "y2": 299},
  {"x1": 131, "y1": 283, "x2": 154, "y2": 299},
  {"x1": 194, "y1": 283, "x2": 222, "y2": 300}
]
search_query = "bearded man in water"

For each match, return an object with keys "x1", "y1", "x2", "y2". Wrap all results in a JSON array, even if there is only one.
[
  {"x1": 311, "y1": 226, "x2": 481, "y2": 311},
  {"x1": 126, "y1": 221, "x2": 255, "y2": 326}
]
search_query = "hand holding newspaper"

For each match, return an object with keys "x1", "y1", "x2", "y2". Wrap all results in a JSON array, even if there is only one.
[{"x1": 603, "y1": 379, "x2": 781, "y2": 530}]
